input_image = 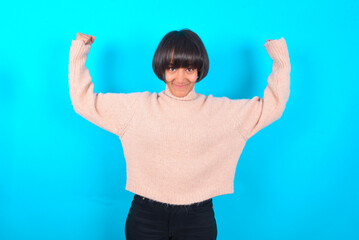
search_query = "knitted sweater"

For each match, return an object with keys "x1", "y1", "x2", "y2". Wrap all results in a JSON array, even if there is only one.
[{"x1": 68, "y1": 37, "x2": 291, "y2": 205}]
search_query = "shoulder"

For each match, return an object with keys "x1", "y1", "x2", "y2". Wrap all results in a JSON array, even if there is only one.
[
  {"x1": 204, "y1": 94, "x2": 245, "y2": 105},
  {"x1": 204, "y1": 94, "x2": 252, "y2": 113},
  {"x1": 131, "y1": 91, "x2": 164, "y2": 103}
]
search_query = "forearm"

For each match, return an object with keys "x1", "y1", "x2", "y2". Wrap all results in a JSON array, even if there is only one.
[
  {"x1": 263, "y1": 38, "x2": 291, "y2": 109},
  {"x1": 68, "y1": 40, "x2": 94, "y2": 114},
  {"x1": 264, "y1": 37, "x2": 291, "y2": 111}
]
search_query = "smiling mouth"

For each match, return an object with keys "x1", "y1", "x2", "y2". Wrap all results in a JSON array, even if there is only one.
[{"x1": 174, "y1": 84, "x2": 188, "y2": 88}]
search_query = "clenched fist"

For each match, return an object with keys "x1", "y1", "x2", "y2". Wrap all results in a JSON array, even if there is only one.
[{"x1": 76, "y1": 32, "x2": 95, "y2": 45}]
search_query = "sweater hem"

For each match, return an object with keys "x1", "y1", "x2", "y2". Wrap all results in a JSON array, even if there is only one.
[{"x1": 125, "y1": 181, "x2": 234, "y2": 205}]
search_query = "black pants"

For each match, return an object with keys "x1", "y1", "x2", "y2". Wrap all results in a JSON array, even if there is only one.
[{"x1": 125, "y1": 194, "x2": 217, "y2": 240}]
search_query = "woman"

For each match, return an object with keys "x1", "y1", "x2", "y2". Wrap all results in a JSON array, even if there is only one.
[{"x1": 68, "y1": 29, "x2": 290, "y2": 240}]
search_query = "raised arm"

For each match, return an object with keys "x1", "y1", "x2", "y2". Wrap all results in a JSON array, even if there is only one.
[
  {"x1": 68, "y1": 34, "x2": 143, "y2": 137},
  {"x1": 235, "y1": 37, "x2": 291, "y2": 140}
]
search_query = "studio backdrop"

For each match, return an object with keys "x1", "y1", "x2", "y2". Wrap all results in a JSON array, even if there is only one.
[{"x1": 0, "y1": 0, "x2": 358, "y2": 240}]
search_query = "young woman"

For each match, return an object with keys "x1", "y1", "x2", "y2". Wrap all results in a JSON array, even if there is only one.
[{"x1": 68, "y1": 29, "x2": 290, "y2": 240}]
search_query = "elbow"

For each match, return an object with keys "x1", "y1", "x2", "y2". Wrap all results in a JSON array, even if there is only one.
[
  {"x1": 72, "y1": 104, "x2": 82, "y2": 115},
  {"x1": 69, "y1": 91, "x2": 84, "y2": 115},
  {"x1": 274, "y1": 99, "x2": 288, "y2": 121},
  {"x1": 71, "y1": 99, "x2": 82, "y2": 115}
]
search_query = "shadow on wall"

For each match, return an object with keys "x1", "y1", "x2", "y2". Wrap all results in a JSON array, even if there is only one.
[
  {"x1": 100, "y1": 39, "x2": 163, "y2": 94},
  {"x1": 0, "y1": 68, "x2": 16, "y2": 103},
  {"x1": 98, "y1": 43, "x2": 124, "y2": 93},
  {"x1": 229, "y1": 43, "x2": 258, "y2": 100},
  {"x1": 0, "y1": 67, "x2": 16, "y2": 160},
  {"x1": 43, "y1": 40, "x2": 88, "y2": 130}
]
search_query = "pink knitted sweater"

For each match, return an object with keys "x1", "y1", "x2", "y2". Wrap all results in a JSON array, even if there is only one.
[{"x1": 68, "y1": 37, "x2": 290, "y2": 205}]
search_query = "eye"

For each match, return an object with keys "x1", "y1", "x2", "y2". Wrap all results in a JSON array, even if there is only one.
[
  {"x1": 187, "y1": 68, "x2": 194, "y2": 72},
  {"x1": 168, "y1": 67, "x2": 176, "y2": 72}
]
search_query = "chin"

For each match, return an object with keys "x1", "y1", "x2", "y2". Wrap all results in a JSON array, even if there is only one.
[{"x1": 168, "y1": 84, "x2": 193, "y2": 97}]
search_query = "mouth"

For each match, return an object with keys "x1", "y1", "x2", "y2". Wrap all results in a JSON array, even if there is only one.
[{"x1": 173, "y1": 84, "x2": 188, "y2": 89}]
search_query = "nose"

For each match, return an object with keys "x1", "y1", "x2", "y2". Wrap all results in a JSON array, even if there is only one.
[{"x1": 175, "y1": 69, "x2": 186, "y2": 83}]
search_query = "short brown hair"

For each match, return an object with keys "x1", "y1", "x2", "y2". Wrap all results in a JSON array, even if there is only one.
[{"x1": 152, "y1": 29, "x2": 209, "y2": 83}]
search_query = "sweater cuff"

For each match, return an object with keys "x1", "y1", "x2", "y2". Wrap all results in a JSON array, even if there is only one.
[
  {"x1": 264, "y1": 37, "x2": 290, "y2": 70},
  {"x1": 69, "y1": 40, "x2": 91, "y2": 61}
]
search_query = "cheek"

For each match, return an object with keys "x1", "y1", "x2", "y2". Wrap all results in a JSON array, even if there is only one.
[
  {"x1": 190, "y1": 74, "x2": 198, "y2": 81},
  {"x1": 193, "y1": 71, "x2": 199, "y2": 79},
  {"x1": 164, "y1": 72, "x2": 173, "y2": 81}
]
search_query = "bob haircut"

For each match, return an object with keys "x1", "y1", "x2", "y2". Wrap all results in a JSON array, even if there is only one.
[{"x1": 152, "y1": 29, "x2": 209, "y2": 83}]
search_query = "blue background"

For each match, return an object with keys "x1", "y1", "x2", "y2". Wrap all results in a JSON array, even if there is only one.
[{"x1": 1, "y1": 0, "x2": 358, "y2": 239}]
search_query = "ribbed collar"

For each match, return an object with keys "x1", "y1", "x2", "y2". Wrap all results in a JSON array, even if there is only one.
[{"x1": 162, "y1": 84, "x2": 198, "y2": 101}]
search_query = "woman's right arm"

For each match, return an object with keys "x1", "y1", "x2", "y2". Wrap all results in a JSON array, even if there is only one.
[
  {"x1": 231, "y1": 38, "x2": 291, "y2": 140},
  {"x1": 68, "y1": 33, "x2": 143, "y2": 137}
]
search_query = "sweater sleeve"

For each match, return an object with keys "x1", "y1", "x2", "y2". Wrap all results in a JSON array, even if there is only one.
[
  {"x1": 68, "y1": 40, "x2": 142, "y2": 137},
  {"x1": 235, "y1": 37, "x2": 291, "y2": 140}
]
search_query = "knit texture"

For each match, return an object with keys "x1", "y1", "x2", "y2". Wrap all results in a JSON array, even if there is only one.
[{"x1": 68, "y1": 38, "x2": 291, "y2": 205}]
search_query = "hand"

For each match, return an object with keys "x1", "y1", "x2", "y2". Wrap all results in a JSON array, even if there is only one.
[{"x1": 75, "y1": 32, "x2": 95, "y2": 45}]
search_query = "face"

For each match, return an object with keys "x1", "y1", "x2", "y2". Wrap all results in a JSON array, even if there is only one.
[{"x1": 164, "y1": 67, "x2": 198, "y2": 97}]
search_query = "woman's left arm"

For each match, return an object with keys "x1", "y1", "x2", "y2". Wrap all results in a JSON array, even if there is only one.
[{"x1": 236, "y1": 37, "x2": 291, "y2": 140}]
